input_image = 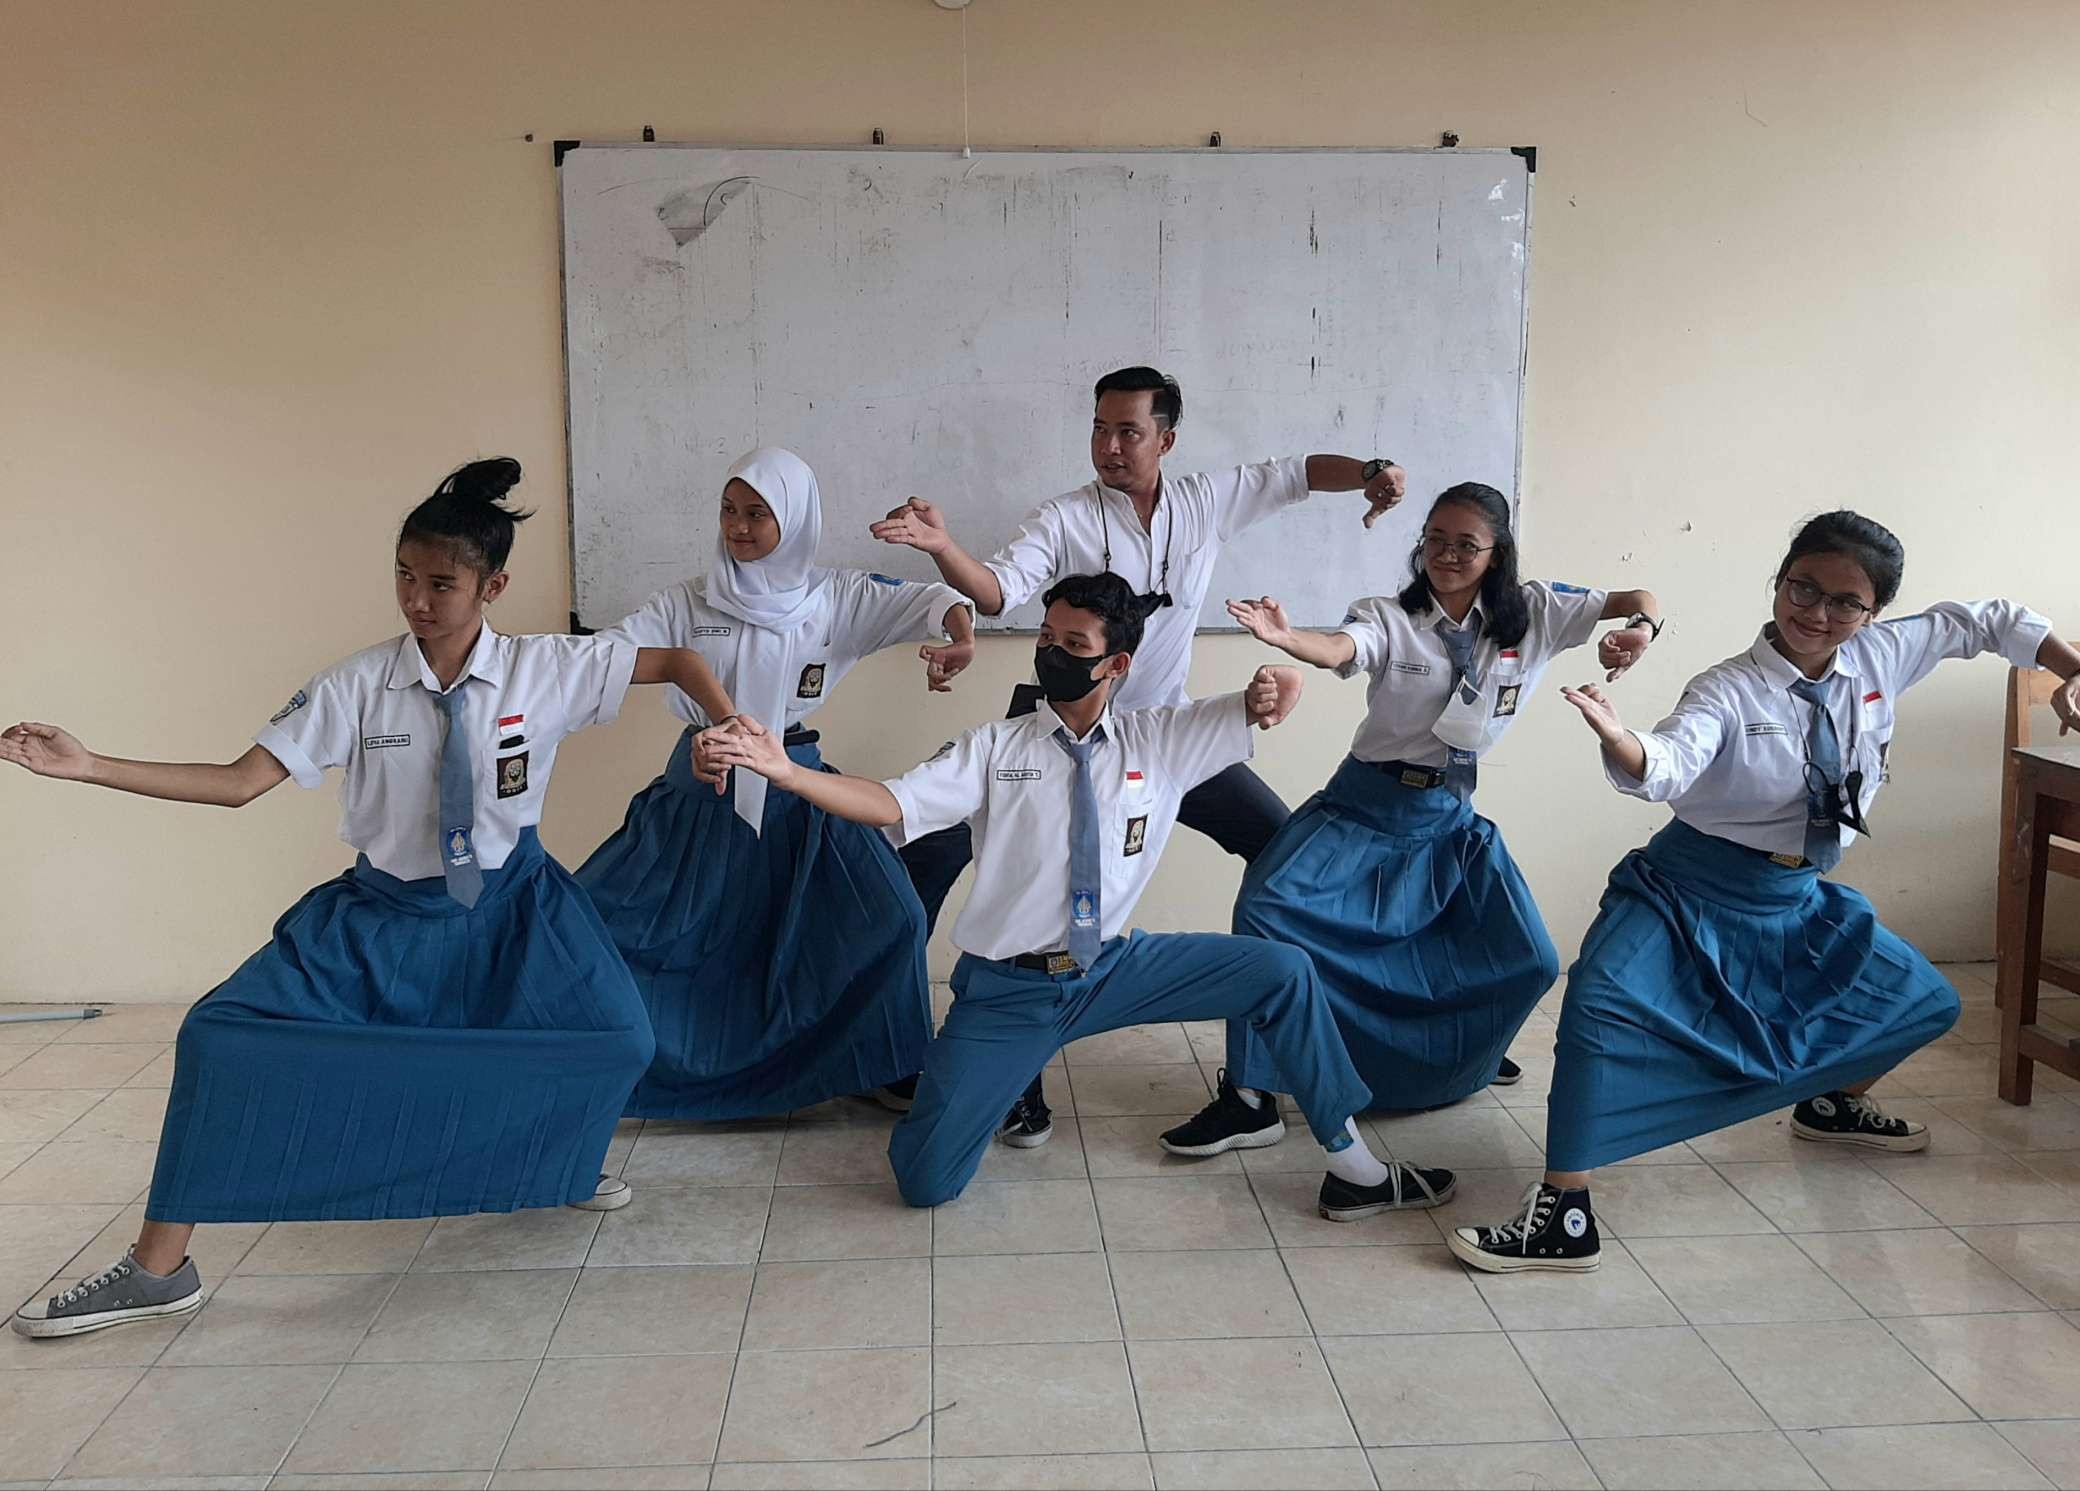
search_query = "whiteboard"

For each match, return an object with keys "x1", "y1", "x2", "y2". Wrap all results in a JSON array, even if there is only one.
[{"x1": 559, "y1": 144, "x2": 1532, "y2": 631}]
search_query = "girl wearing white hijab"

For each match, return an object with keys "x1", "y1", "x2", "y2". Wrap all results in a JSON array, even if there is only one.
[{"x1": 578, "y1": 447, "x2": 974, "y2": 1117}]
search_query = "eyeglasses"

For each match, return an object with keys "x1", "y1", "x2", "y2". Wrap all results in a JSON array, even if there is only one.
[
  {"x1": 1420, "y1": 537, "x2": 1496, "y2": 562},
  {"x1": 1780, "y1": 577, "x2": 1876, "y2": 624}
]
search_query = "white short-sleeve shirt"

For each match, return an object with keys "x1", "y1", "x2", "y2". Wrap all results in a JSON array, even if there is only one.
[
  {"x1": 255, "y1": 625, "x2": 638, "y2": 880},
  {"x1": 983, "y1": 458, "x2": 1311, "y2": 712},
  {"x1": 599, "y1": 568, "x2": 965, "y2": 729},
  {"x1": 882, "y1": 694, "x2": 1254, "y2": 959},
  {"x1": 1617, "y1": 599, "x2": 2052, "y2": 860},
  {"x1": 1333, "y1": 581, "x2": 1609, "y2": 766}
]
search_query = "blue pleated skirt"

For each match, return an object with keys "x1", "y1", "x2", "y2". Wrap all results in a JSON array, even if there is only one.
[
  {"x1": 575, "y1": 731, "x2": 932, "y2": 1119},
  {"x1": 1229, "y1": 755, "x2": 1558, "y2": 1111},
  {"x1": 147, "y1": 829, "x2": 655, "y2": 1223},
  {"x1": 1545, "y1": 819, "x2": 1960, "y2": 1171}
]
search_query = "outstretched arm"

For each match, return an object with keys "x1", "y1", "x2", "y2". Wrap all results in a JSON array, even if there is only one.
[
  {"x1": 1559, "y1": 686, "x2": 1649, "y2": 784},
  {"x1": 2039, "y1": 633, "x2": 2080, "y2": 733},
  {"x1": 0, "y1": 723, "x2": 289, "y2": 807},
  {"x1": 1245, "y1": 665, "x2": 1305, "y2": 728},
  {"x1": 1226, "y1": 596, "x2": 1358, "y2": 671},
  {"x1": 704, "y1": 716, "x2": 903, "y2": 827},
  {"x1": 631, "y1": 646, "x2": 736, "y2": 726},
  {"x1": 869, "y1": 499, "x2": 1008, "y2": 616},
  {"x1": 1595, "y1": 588, "x2": 1665, "y2": 681},
  {"x1": 1305, "y1": 454, "x2": 1408, "y2": 529}
]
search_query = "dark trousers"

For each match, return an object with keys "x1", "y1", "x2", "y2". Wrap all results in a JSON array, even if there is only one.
[{"x1": 897, "y1": 759, "x2": 1291, "y2": 1108}]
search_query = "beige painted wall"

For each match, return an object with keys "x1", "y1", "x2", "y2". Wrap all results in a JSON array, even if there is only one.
[{"x1": 4, "y1": 0, "x2": 2074, "y2": 1000}]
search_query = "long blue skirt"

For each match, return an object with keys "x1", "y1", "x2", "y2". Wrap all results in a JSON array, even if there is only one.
[
  {"x1": 575, "y1": 732, "x2": 932, "y2": 1119},
  {"x1": 1229, "y1": 755, "x2": 1558, "y2": 1111},
  {"x1": 1546, "y1": 819, "x2": 1960, "y2": 1171},
  {"x1": 147, "y1": 829, "x2": 655, "y2": 1223}
]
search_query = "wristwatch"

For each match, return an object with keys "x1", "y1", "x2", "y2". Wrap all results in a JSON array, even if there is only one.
[
  {"x1": 1361, "y1": 458, "x2": 1395, "y2": 482},
  {"x1": 1626, "y1": 612, "x2": 1664, "y2": 640}
]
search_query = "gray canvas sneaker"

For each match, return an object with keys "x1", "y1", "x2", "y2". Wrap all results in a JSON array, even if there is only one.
[{"x1": 13, "y1": 1250, "x2": 205, "y2": 1339}]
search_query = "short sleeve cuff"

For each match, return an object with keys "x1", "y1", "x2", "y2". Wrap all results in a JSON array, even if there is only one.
[
  {"x1": 882, "y1": 778, "x2": 926, "y2": 848},
  {"x1": 1560, "y1": 587, "x2": 1612, "y2": 651},
  {"x1": 2001, "y1": 608, "x2": 2055, "y2": 671},
  {"x1": 254, "y1": 728, "x2": 324, "y2": 789},
  {"x1": 593, "y1": 640, "x2": 641, "y2": 729}
]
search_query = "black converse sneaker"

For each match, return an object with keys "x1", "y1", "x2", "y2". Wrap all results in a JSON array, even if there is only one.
[
  {"x1": 1492, "y1": 1057, "x2": 1524, "y2": 1087},
  {"x1": 1318, "y1": 1162, "x2": 1458, "y2": 1221},
  {"x1": 1160, "y1": 1070, "x2": 1286, "y2": 1156},
  {"x1": 1447, "y1": 1181, "x2": 1600, "y2": 1273},
  {"x1": 1791, "y1": 1091, "x2": 1929, "y2": 1152},
  {"x1": 13, "y1": 1250, "x2": 205, "y2": 1338},
  {"x1": 997, "y1": 1088, "x2": 1053, "y2": 1149}
]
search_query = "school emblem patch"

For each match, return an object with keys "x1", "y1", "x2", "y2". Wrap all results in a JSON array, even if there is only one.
[
  {"x1": 1123, "y1": 815, "x2": 1148, "y2": 856},
  {"x1": 270, "y1": 690, "x2": 308, "y2": 724},
  {"x1": 496, "y1": 751, "x2": 529, "y2": 799},
  {"x1": 797, "y1": 662, "x2": 827, "y2": 699},
  {"x1": 1492, "y1": 683, "x2": 1521, "y2": 718}
]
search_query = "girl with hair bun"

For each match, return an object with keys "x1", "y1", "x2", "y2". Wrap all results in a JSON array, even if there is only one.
[
  {"x1": 1450, "y1": 510, "x2": 2080, "y2": 1275},
  {"x1": 7, "y1": 457, "x2": 739, "y2": 1340},
  {"x1": 1162, "y1": 482, "x2": 1666, "y2": 1181}
]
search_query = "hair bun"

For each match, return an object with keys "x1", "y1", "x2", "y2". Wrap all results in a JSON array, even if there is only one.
[{"x1": 440, "y1": 457, "x2": 523, "y2": 506}]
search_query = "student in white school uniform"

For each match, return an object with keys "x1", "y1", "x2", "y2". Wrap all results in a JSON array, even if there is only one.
[
  {"x1": 1449, "y1": 511, "x2": 2080, "y2": 1275},
  {"x1": 6, "y1": 459, "x2": 738, "y2": 1339},
  {"x1": 575, "y1": 447, "x2": 973, "y2": 1118},
  {"x1": 706, "y1": 571, "x2": 1460, "y2": 1216},
  {"x1": 1160, "y1": 483, "x2": 1664, "y2": 1156},
  {"x1": 871, "y1": 364, "x2": 1409, "y2": 1143}
]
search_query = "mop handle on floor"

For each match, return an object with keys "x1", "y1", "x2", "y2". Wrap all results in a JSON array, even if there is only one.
[{"x1": 0, "y1": 1007, "x2": 104, "y2": 1025}]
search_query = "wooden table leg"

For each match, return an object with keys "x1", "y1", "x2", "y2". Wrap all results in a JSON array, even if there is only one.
[{"x1": 1999, "y1": 788, "x2": 2046, "y2": 1106}]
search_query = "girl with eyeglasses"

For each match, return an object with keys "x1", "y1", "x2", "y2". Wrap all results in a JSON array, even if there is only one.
[
  {"x1": 1450, "y1": 510, "x2": 2080, "y2": 1273},
  {"x1": 1158, "y1": 483, "x2": 1664, "y2": 1189}
]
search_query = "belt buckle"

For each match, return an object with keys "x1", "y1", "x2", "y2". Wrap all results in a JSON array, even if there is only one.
[
  {"x1": 1768, "y1": 852, "x2": 1806, "y2": 869},
  {"x1": 1399, "y1": 768, "x2": 1432, "y2": 789},
  {"x1": 1044, "y1": 952, "x2": 1078, "y2": 976}
]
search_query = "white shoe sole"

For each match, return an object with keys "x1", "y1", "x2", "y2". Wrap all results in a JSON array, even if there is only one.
[
  {"x1": 13, "y1": 1287, "x2": 205, "y2": 1339},
  {"x1": 1444, "y1": 1230, "x2": 1601, "y2": 1274},
  {"x1": 1791, "y1": 1118, "x2": 1930, "y2": 1153},
  {"x1": 1161, "y1": 1118, "x2": 1286, "y2": 1157},
  {"x1": 1320, "y1": 1174, "x2": 1457, "y2": 1222},
  {"x1": 999, "y1": 1126, "x2": 1052, "y2": 1150},
  {"x1": 569, "y1": 1181, "x2": 635, "y2": 1212}
]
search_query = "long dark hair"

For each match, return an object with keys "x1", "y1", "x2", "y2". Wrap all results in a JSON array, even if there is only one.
[
  {"x1": 1396, "y1": 482, "x2": 1529, "y2": 649},
  {"x1": 1774, "y1": 510, "x2": 1905, "y2": 609},
  {"x1": 398, "y1": 458, "x2": 533, "y2": 577}
]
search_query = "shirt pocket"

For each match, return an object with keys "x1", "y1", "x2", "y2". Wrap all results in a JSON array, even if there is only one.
[{"x1": 1856, "y1": 690, "x2": 1897, "y2": 785}]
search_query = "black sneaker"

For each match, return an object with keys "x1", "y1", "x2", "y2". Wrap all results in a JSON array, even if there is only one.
[
  {"x1": 1447, "y1": 1181, "x2": 1600, "y2": 1273},
  {"x1": 1492, "y1": 1057, "x2": 1523, "y2": 1087},
  {"x1": 1160, "y1": 1070, "x2": 1286, "y2": 1156},
  {"x1": 1791, "y1": 1091, "x2": 1929, "y2": 1152},
  {"x1": 874, "y1": 1075, "x2": 919, "y2": 1113},
  {"x1": 1318, "y1": 1161, "x2": 1458, "y2": 1221},
  {"x1": 997, "y1": 1088, "x2": 1053, "y2": 1149}
]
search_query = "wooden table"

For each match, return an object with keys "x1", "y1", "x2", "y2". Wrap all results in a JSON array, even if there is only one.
[{"x1": 1997, "y1": 743, "x2": 2080, "y2": 1103}]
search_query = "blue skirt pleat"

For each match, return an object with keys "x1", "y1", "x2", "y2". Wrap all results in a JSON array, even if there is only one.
[
  {"x1": 1545, "y1": 819, "x2": 1960, "y2": 1171},
  {"x1": 147, "y1": 829, "x2": 655, "y2": 1224},
  {"x1": 1230, "y1": 755, "x2": 1558, "y2": 1111},
  {"x1": 574, "y1": 733, "x2": 932, "y2": 1119}
]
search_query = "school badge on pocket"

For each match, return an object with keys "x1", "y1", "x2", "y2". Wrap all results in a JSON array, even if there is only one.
[
  {"x1": 496, "y1": 751, "x2": 529, "y2": 799},
  {"x1": 1123, "y1": 815, "x2": 1148, "y2": 856},
  {"x1": 1492, "y1": 683, "x2": 1521, "y2": 718},
  {"x1": 797, "y1": 662, "x2": 827, "y2": 699}
]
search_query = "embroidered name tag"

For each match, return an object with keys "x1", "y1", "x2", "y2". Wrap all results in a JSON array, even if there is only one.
[
  {"x1": 1744, "y1": 722, "x2": 1790, "y2": 736},
  {"x1": 362, "y1": 734, "x2": 411, "y2": 750},
  {"x1": 1390, "y1": 660, "x2": 1432, "y2": 676},
  {"x1": 996, "y1": 768, "x2": 1043, "y2": 781},
  {"x1": 691, "y1": 626, "x2": 732, "y2": 638}
]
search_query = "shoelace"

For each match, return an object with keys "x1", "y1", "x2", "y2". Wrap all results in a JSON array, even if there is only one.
[
  {"x1": 53, "y1": 1255, "x2": 134, "y2": 1308},
  {"x1": 1482, "y1": 1183, "x2": 1555, "y2": 1252},
  {"x1": 1843, "y1": 1093, "x2": 1903, "y2": 1132}
]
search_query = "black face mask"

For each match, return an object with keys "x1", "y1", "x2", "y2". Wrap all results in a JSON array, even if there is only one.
[{"x1": 1033, "y1": 644, "x2": 1115, "y2": 703}]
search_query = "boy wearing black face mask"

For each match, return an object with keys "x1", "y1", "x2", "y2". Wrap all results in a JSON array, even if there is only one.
[{"x1": 705, "y1": 573, "x2": 1458, "y2": 1217}]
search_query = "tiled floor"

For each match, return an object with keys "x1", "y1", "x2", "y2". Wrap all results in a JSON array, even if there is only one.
[{"x1": 2, "y1": 963, "x2": 2079, "y2": 1490}]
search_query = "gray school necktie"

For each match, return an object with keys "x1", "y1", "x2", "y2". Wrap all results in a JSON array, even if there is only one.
[
  {"x1": 434, "y1": 686, "x2": 484, "y2": 908},
  {"x1": 1790, "y1": 677, "x2": 1844, "y2": 872},
  {"x1": 1438, "y1": 620, "x2": 1483, "y2": 798},
  {"x1": 1053, "y1": 727, "x2": 1104, "y2": 971}
]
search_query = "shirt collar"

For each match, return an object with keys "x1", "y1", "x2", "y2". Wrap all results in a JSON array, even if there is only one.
[
  {"x1": 1748, "y1": 624, "x2": 1862, "y2": 691},
  {"x1": 1434, "y1": 601, "x2": 1485, "y2": 636},
  {"x1": 386, "y1": 623, "x2": 508, "y2": 693},
  {"x1": 1033, "y1": 698, "x2": 1114, "y2": 745},
  {"x1": 1093, "y1": 472, "x2": 1168, "y2": 519}
]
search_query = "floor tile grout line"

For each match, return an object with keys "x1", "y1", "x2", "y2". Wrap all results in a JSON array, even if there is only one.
[
  {"x1": 1078, "y1": 1099, "x2": 1156, "y2": 1463},
  {"x1": 484, "y1": 1219, "x2": 610, "y2": 1478}
]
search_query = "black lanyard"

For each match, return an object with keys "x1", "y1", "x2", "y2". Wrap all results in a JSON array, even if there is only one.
[{"x1": 1095, "y1": 486, "x2": 1174, "y2": 607}]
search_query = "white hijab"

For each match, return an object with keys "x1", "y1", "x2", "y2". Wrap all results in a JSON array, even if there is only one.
[{"x1": 702, "y1": 447, "x2": 832, "y2": 833}]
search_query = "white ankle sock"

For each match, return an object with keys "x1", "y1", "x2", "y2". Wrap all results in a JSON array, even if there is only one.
[
  {"x1": 1234, "y1": 1086, "x2": 1264, "y2": 1110},
  {"x1": 1323, "y1": 1119, "x2": 1391, "y2": 1186}
]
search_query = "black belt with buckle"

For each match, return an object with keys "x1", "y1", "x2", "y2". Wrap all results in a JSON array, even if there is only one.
[
  {"x1": 782, "y1": 728, "x2": 820, "y2": 748},
  {"x1": 1369, "y1": 758, "x2": 1448, "y2": 790},
  {"x1": 1009, "y1": 950, "x2": 1080, "y2": 975}
]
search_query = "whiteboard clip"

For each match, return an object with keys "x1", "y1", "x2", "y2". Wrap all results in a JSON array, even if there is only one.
[
  {"x1": 1439, "y1": 131, "x2": 1461, "y2": 148},
  {"x1": 873, "y1": 127, "x2": 886, "y2": 145},
  {"x1": 642, "y1": 125, "x2": 655, "y2": 143},
  {"x1": 1208, "y1": 131, "x2": 1222, "y2": 148}
]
